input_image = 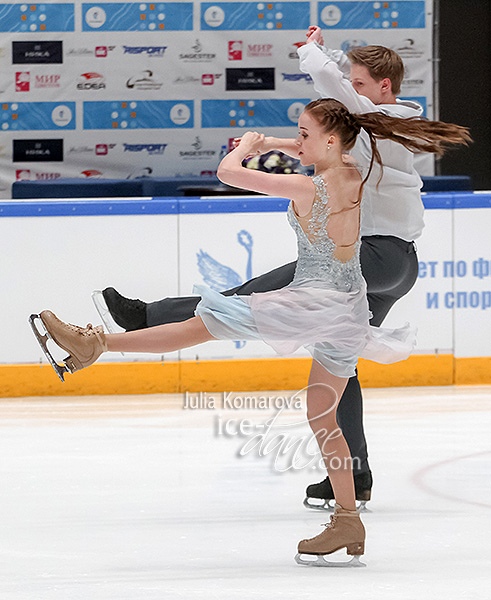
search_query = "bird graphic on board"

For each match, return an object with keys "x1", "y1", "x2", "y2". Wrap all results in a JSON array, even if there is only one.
[{"x1": 197, "y1": 230, "x2": 253, "y2": 349}]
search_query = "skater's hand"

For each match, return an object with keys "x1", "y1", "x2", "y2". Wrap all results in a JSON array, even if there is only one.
[
  {"x1": 236, "y1": 132, "x2": 266, "y2": 157},
  {"x1": 306, "y1": 26, "x2": 324, "y2": 46}
]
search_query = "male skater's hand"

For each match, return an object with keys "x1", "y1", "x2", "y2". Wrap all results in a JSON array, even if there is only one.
[{"x1": 306, "y1": 25, "x2": 324, "y2": 46}]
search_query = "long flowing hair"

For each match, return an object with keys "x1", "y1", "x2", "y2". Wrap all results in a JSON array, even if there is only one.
[{"x1": 304, "y1": 98, "x2": 471, "y2": 201}]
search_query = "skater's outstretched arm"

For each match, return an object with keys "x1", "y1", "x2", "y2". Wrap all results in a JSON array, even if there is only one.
[
  {"x1": 234, "y1": 135, "x2": 300, "y2": 161},
  {"x1": 218, "y1": 132, "x2": 315, "y2": 212}
]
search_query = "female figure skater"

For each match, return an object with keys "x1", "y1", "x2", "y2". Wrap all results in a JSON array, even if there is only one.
[{"x1": 31, "y1": 98, "x2": 470, "y2": 566}]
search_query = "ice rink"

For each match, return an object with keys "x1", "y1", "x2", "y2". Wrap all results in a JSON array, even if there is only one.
[{"x1": 1, "y1": 385, "x2": 490, "y2": 599}]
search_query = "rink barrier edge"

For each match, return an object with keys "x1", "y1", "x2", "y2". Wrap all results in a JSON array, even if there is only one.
[{"x1": 1, "y1": 354, "x2": 490, "y2": 397}]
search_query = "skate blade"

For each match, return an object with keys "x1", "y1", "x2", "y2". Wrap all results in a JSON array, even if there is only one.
[
  {"x1": 303, "y1": 498, "x2": 370, "y2": 513},
  {"x1": 303, "y1": 497, "x2": 335, "y2": 511},
  {"x1": 29, "y1": 314, "x2": 72, "y2": 383},
  {"x1": 295, "y1": 552, "x2": 366, "y2": 568}
]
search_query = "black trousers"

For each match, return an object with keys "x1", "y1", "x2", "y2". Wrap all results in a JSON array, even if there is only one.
[{"x1": 147, "y1": 235, "x2": 418, "y2": 474}]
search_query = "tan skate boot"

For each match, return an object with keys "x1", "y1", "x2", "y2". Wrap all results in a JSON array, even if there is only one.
[
  {"x1": 295, "y1": 504, "x2": 366, "y2": 567},
  {"x1": 40, "y1": 310, "x2": 107, "y2": 373}
]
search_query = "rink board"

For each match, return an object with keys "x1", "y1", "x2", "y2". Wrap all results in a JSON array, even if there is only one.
[{"x1": 0, "y1": 191, "x2": 490, "y2": 396}]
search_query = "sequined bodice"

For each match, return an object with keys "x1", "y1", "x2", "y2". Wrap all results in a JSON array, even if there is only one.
[{"x1": 287, "y1": 175, "x2": 363, "y2": 293}]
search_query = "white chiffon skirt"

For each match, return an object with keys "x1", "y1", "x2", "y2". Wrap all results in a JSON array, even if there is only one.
[{"x1": 194, "y1": 279, "x2": 416, "y2": 378}]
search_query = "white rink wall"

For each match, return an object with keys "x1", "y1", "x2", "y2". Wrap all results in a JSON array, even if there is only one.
[{"x1": 0, "y1": 192, "x2": 490, "y2": 365}]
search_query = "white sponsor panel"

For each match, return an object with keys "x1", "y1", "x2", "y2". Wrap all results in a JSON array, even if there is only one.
[{"x1": 0, "y1": 0, "x2": 434, "y2": 198}]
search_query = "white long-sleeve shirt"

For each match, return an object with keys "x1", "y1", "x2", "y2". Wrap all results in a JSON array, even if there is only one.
[{"x1": 298, "y1": 42, "x2": 425, "y2": 241}]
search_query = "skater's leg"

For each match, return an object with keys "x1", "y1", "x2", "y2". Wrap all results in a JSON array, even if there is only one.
[
  {"x1": 335, "y1": 375, "x2": 367, "y2": 475},
  {"x1": 104, "y1": 262, "x2": 298, "y2": 329},
  {"x1": 336, "y1": 236, "x2": 418, "y2": 468},
  {"x1": 38, "y1": 310, "x2": 216, "y2": 374},
  {"x1": 306, "y1": 360, "x2": 354, "y2": 510},
  {"x1": 304, "y1": 236, "x2": 418, "y2": 505},
  {"x1": 106, "y1": 316, "x2": 214, "y2": 354},
  {"x1": 148, "y1": 261, "x2": 296, "y2": 326}
]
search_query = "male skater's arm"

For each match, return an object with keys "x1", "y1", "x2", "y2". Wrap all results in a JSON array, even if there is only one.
[{"x1": 297, "y1": 30, "x2": 379, "y2": 114}]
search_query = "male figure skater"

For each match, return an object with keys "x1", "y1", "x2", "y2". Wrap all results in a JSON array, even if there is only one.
[{"x1": 97, "y1": 28, "x2": 423, "y2": 508}]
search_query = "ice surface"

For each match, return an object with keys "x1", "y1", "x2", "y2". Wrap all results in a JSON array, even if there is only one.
[{"x1": 0, "y1": 386, "x2": 490, "y2": 599}]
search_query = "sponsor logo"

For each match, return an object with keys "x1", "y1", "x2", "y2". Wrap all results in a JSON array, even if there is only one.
[
  {"x1": 67, "y1": 143, "x2": 116, "y2": 155},
  {"x1": 288, "y1": 42, "x2": 305, "y2": 59},
  {"x1": 67, "y1": 47, "x2": 93, "y2": 57},
  {"x1": 282, "y1": 73, "x2": 313, "y2": 83},
  {"x1": 77, "y1": 72, "x2": 106, "y2": 90},
  {"x1": 12, "y1": 41, "x2": 63, "y2": 64},
  {"x1": 16, "y1": 72, "x2": 61, "y2": 91},
  {"x1": 393, "y1": 39, "x2": 424, "y2": 60},
  {"x1": 126, "y1": 70, "x2": 163, "y2": 91},
  {"x1": 179, "y1": 39, "x2": 216, "y2": 62},
  {"x1": 51, "y1": 105, "x2": 73, "y2": 127},
  {"x1": 179, "y1": 137, "x2": 217, "y2": 160},
  {"x1": 123, "y1": 143, "x2": 167, "y2": 155},
  {"x1": 68, "y1": 145, "x2": 94, "y2": 154},
  {"x1": 173, "y1": 75, "x2": 201, "y2": 85},
  {"x1": 123, "y1": 46, "x2": 167, "y2": 57},
  {"x1": 229, "y1": 42, "x2": 273, "y2": 59},
  {"x1": 340, "y1": 40, "x2": 367, "y2": 53},
  {"x1": 402, "y1": 66, "x2": 424, "y2": 88},
  {"x1": 228, "y1": 41, "x2": 243, "y2": 61},
  {"x1": 85, "y1": 6, "x2": 107, "y2": 29},
  {"x1": 203, "y1": 6, "x2": 225, "y2": 28},
  {"x1": 226, "y1": 68, "x2": 275, "y2": 91},
  {"x1": 127, "y1": 167, "x2": 153, "y2": 179},
  {"x1": 13, "y1": 139, "x2": 63, "y2": 162},
  {"x1": 15, "y1": 72, "x2": 30, "y2": 92},
  {"x1": 95, "y1": 46, "x2": 115, "y2": 57},
  {"x1": 247, "y1": 44, "x2": 273, "y2": 57},
  {"x1": 81, "y1": 169, "x2": 103, "y2": 178},
  {"x1": 35, "y1": 74, "x2": 61, "y2": 88},
  {"x1": 16, "y1": 169, "x2": 61, "y2": 180},
  {"x1": 68, "y1": 46, "x2": 116, "y2": 58},
  {"x1": 202, "y1": 73, "x2": 222, "y2": 86}
]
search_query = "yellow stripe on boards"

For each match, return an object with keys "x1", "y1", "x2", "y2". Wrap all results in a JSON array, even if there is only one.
[{"x1": 0, "y1": 355, "x2": 489, "y2": 398}]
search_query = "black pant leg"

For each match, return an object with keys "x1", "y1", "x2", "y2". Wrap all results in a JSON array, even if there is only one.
[
  {"x1": 336, "y1": 236, "x2": 418, "y2": 474},
  {"x1": 146, "y1": 262, "x2": 297, "y2": 327}
]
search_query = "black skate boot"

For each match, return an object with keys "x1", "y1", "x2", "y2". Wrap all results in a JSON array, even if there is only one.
[
  {"x1": 92, "y1": 287, "x2": 148, "y2": 332},
  {"x1": 303, "y1": 470, "x2": 372, "y2": 512}
]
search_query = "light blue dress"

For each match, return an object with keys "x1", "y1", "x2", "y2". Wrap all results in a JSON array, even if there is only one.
[{"x1": 194, "y1": 174, "x2": 415, "y2": 377}]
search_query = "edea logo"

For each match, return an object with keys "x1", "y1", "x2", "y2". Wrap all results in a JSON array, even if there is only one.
[
  {"x1": 77, "y1": 72, "x2": 106, "y2": 90},
  {"x1": 288, "y1": 42, "x2": 305, "y2": 59},
  {"x1": 81, "y1": 169, "x2": 103, "y2": 178},
  {"x1": 228, "y1": 41, "x2": 242, "y2": 61}
]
